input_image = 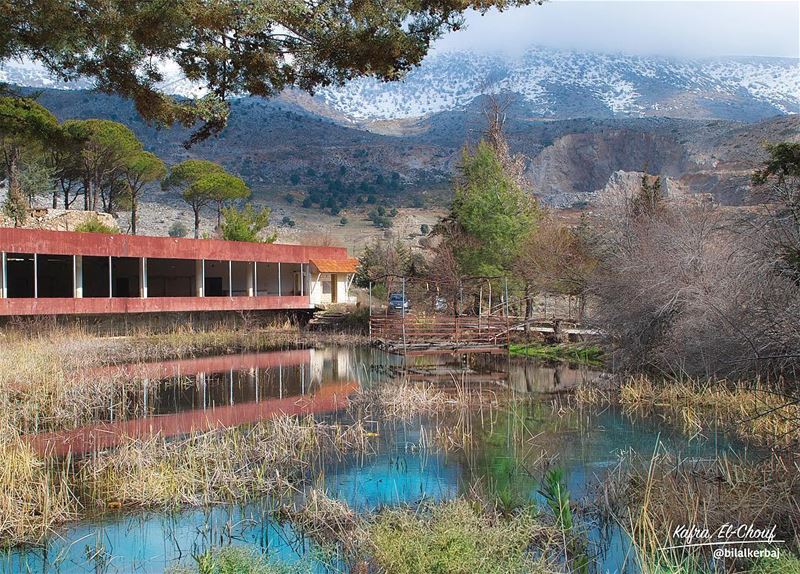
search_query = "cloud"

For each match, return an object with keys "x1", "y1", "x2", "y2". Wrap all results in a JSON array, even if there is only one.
[{"x1": 433, "y1": 1, "x2": 800, "y2": 59}]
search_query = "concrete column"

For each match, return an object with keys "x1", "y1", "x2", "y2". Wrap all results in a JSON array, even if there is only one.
[
  {"x1": 195, "y1": 260, "x2": 204, "y2": 297},
  {"x1": 108, "y1": 255, "x2": 113, "y2": 298},
  {"x1": 277, "y1": 262, "x2": 281, "y2": 297},
  {"x1": 0, "y1": 252, "x2": 6, "y2": 299},
  {"x1": 247, "y1": 262, "x2": 254, "y2": 297},
  {"x1": 254, "y1": 262, "x2": 259, "y2": 296},
  {"x1": 33, "y1": 254, "x2": 38, "y2": 298},
  {"x1": 139, "y1": 257, "x2": 148, "y2": 298},
  {"x1": 73, "y1": 255, "x2": 83, "y2": 298},
  {"x1": 228, "y1": 260, "x2": 232, "y2": 297},
  {"x1": 300, "y1": 263, "x2": 304, "y2": 297}
]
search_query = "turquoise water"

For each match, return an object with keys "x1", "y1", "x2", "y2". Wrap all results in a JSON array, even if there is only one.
[{"x1": 2, "y1": 347, "x2": 757, "y2": 574}]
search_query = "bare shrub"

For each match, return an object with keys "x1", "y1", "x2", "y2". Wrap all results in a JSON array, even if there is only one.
[{"x1": 590, "y1": 200, "x2": 800, "y2": 380}]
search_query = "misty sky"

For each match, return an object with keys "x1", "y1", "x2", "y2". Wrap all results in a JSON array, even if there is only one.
[{"x1": 432, "y1": 1, "x2": 800, "y2": 59}]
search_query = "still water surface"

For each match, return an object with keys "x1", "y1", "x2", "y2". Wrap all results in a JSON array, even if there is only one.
[{"x1": 4, "y1": 347, "x2": 757, "y2": 574}]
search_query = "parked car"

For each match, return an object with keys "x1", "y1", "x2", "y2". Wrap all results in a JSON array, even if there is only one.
[
  {"x1": 434, "y1": 296, "x2": 448, "y2": 312},
  {"x1": 388, "y1": 292, "x2": 411, "y2": 312}
]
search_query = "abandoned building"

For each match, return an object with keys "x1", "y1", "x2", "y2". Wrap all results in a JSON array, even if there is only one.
[{"x1": 0, "y1": 228, "x2": 357, "y2": 316}]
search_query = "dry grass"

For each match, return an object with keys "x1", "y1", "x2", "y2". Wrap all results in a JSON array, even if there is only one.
[
  {"x1": 351, "y1": 379, "x2": 500, "y2": 420},
  {"x1": 82, "y1": 416, "x2": 373, "y2": 509},
  {"x1": 618, "y1": 375, "x2": 799, "y2": 447},
  {"x1": 0, "y1": 419, "x2": 77, "y2": 547},
  {"x1": 283, "y1": 489, "x2": 359, "y2": 546},
  {"x1": 601, "y1": 449, "x2": 800, "y2": 573}
]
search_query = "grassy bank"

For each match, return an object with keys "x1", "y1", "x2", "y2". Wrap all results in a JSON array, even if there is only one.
[
  {"x1": 576, "y1": 375, "x2": 799, "y2": 447},
  {"x1": 285, "y1": 491, "x2": 574, "y2": 574},
  {"x1": 509, "y1": 342, "x2": 603, "y2": 366}
]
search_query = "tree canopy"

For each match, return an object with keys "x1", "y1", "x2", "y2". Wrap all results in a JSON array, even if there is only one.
[
  {"x1": 0, "y1": 1, "x2": 532, "y2": 143},
  {"x1": 449, "y1": 140, "x2": 539, "y2": 278},
  {"x1": 163, "y1": 159, "x2": 248, "y2": 237}
]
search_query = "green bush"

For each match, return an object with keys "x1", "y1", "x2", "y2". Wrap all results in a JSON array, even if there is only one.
[
  {"x1": 73, "y1": 216, "x2": 118, "y2": 234},
  {"x1": 366, "y1": 500, "x2": 555, "y2": 574},
  {"x1": 169, "y1": 547, "x2": 310, "y2": 574},
  {"x1": 168, "y1": 221, "x2": 189, "y2": 238}
]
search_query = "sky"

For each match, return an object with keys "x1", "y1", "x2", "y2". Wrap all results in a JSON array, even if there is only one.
[{"x1": 432, "y1": 1, "x2": 800, "y2": 59}]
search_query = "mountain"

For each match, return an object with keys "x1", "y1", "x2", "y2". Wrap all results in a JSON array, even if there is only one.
[
  {"x1": 320, "y1": 48, "x2": 799, "y2": 123},
  {"x1": 4, "y1": 47, "x2": 798, "y2": 123},
  {"x1": 2, "y1": 48, "x2": 799, "y2": 217}
]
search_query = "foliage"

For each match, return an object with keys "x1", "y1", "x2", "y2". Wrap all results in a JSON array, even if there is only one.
[
  {"x1": 122, "y1": 151, "x2": 166, "y2": 234},
  {"x1": 449, "y1": 141, "x2": 539, "y2": 278},
  {"x1": 539, "y1": 468, "x2": 573, "y2": 532},
  {"x1": 17, "y1": 158, "x2": 56, "y2": 204},
  {"x1": 0, "y1": 96, "x2": 59, "y2": 224},
  {"x1": 220, "y1": 203, "x2": 275, "y2": 243},
  {"x1": 631, "y1": 173, "x2": 664, "y2": 219},
  {"x1": 162, "y1": 160, "x2": 227, "y2": 237},
  {"x1": 356, "y1": 240, "x2": 411, "y2": 287},
  {"x1": 749, "y1": 555, "x2": 800, "y2": 574},
  {"x1": 73, "y1": 215, "x2": 118, "y2": 234},
  {"x1": 169, "y1": 547, "x2": 310, "y2": 574},
  {"x1": 168, "y1": 221, "x2": 189, "y2": 238},
  {"x1": 61, "y1": 118, "x2": 144, "y2": 213},
  {"x1": 509, "y1": 343, "x2": 603, "y2": 366},
  {"x1": 420, "y1": 223, "x2": 430, "y2": 235},
  {"x1": 751, "y1": 142, "x2": 800, "y2": 281},
  {"x1": 515, "y1": 216, "x2": 597, "y2": 297},
  {"x1": 365, "y1": 499, "x2": 557, "y2": 574},
  {"x1": 1, "y1": 1, "x2": 531, "y2": 142}
]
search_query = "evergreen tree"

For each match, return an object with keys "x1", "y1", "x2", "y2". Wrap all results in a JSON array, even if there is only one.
[{"x1": 1, "y1": 1, "x2": 532, "y2": 142}]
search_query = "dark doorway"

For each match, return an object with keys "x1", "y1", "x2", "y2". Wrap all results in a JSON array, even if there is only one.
[{"x1": 6, "y1": 253, "x2": 35, "y2": 298}]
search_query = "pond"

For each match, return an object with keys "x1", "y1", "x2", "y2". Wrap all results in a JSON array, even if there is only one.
[{"x1": 3, "y1": 346, "x2": 761, "y2": 574}]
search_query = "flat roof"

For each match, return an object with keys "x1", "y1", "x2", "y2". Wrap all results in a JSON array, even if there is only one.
[{"x1": 0, "y1": 227, "x2": 349, "y2": 264}]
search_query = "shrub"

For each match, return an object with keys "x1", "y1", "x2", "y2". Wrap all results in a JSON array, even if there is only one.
[
  {"x1": 339, "y1": 217, "x2": 348, "y2": 226},
  {"x1": 169, "y1": 547, "x2": 310, "y2": 574},
  {"x1": 420, "y1": 223, "x2": 430, "y2": 235},
  {"x1": 168, "y1": 221, "x2": 189, "y2": 238},
  {"x1": 73, "y1": 215, "x2": 118, "y2": 234},
  {"x1": 365, "y1": 500, "x2": 558, "y2": 574}
]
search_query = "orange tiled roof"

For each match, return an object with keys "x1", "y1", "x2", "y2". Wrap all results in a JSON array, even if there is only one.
[{"x1": 309, "y1": 258, "x2": 358, "y2": 273}]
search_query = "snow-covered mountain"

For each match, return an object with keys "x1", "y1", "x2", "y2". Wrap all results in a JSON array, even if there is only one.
[
  {"x1": 318, "y1": 48, "x2": 799, "y2": 121},
  {"x1": 2, "y1": 47, "x2": 798, "y2": 123}
]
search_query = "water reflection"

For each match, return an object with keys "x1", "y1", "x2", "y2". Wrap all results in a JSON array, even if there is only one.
[
  {"x1": 27, "y1": 347, "x2": 394, "y2": 457},
  {"x1": 8, "y1": 346, "x2": 749, "y2": 574}
]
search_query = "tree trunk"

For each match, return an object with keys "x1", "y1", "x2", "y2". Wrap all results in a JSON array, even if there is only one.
[
  {"x1": 131, "y1": 201, "x2": 137, "y2": 235},
  {"x1": 194, "y1": 206, "x2": 201, "y2": 238}
]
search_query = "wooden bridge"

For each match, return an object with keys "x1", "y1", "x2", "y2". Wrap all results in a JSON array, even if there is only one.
[{"x1": 369, "y1": 314, "x2": 596, "y2": 355}]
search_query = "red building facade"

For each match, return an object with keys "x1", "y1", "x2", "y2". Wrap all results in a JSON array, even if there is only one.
[{"x1": 0, "y1": 228, "x2": 357, "y2": 316}]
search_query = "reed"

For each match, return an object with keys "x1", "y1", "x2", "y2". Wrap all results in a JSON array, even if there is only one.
[
  {"x1": 600, "y1": 448, "x2": 800, "y2": 573},
  {"x1": 351, "y1": 379, "x2": 500, "y2": 420},
  {"x1": 0, "y1": 420, "x2": 77, "y2": 547},
  {"x1": 82, "y1": 416, "x2": 372, "y2": 509},
  {"x1": 619, "y1": 375, "x2": 799, "y2": 447}
]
